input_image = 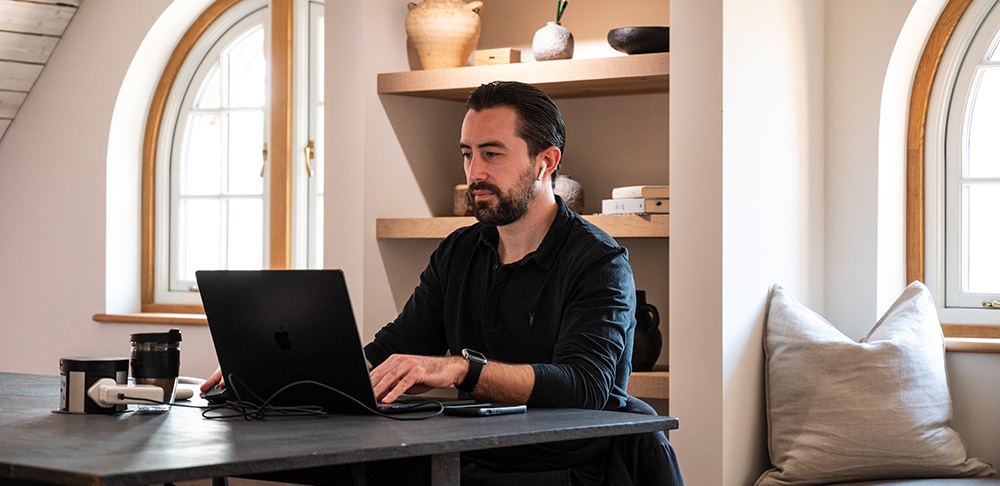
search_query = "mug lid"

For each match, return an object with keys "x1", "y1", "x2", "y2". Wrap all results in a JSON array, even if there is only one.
[{"x1": 130, "y1": 328, "x2": 182, "y2": 343}]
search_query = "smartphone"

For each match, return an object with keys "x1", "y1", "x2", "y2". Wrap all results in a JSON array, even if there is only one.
[{"x1": 443, "y1": 404, "x2": 527, "y2": 417}]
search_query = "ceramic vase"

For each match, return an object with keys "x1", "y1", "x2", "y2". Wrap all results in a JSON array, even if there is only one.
[
  {"x1": 532, "y1": 21, "x2": 574, "y2": 61},
  {"x1": 631, "y1": 290, "x2": 663, "y2": 372},
  {"x1": 554, "y1": 175, "x2": 584, "y2": 213},
  {"x1": 405, "y1": 0, "x2": 484, "y2": 70}
]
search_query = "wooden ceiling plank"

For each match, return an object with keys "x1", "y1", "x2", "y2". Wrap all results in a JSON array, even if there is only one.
[
  {"x1": 0, "y1": 31, "x2": 58, "y2": 63},
  {"x1": 0, "y1": 0, "x2": 79, "y2": 143},
  {"x1": 0, "y1": 59, "x2": 43, "y2": 91},
  {"x1": 0, "y1": 0, "x2": 77, "y2": 36},
  {"x1": 29, "y1": 0, "x2": 81, "y2": 6},
  {"x1": 0, "y1": 91, "x2": 27, "y2": 118}
]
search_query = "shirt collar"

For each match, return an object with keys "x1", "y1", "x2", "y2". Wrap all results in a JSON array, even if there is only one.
[{"x1": 477, "y1": 196, "x2": 573, "y2": 270}]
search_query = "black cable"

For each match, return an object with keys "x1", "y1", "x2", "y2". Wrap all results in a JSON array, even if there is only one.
[
  {"x1": 221, "y1": 373, "x2": 446, "y2": 421},
  {"x1": 245, "y1": 377, "x2": 446, "y2": 421},
  {"x1": 120, "y1": 374, "x2": 446, "y2": 421}
]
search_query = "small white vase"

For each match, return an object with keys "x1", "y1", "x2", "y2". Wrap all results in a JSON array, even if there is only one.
[
  {"x1": 554, "y1": 175, "x2": 584, "y2": 213},
  {"x1": 532, "y1": 21, "x2": 574, "y2": 61}
]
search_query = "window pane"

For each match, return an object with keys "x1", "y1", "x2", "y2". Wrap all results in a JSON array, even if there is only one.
[
  {"x1": 155, "y1": 5, "x2": 323, "y2": 306},
  {"x1": 987, "y1": 32, "x2": 1000, "y2": 61},
  {"x1": 179, "y1": 199, "x2": 221, "y2": 282},
  {"x1": 311, "y1": 106, "x2": 324, "y2": 264},
  {"x1": 227, "y1": 198, "x2": 263, "y2": 269},
  {"x1": 307, "y1": 3, "x2": 325, "y2": 269},
  {"x1": 967, "y1": 68, "x2": 1000, "y2": 178},
  {"x1": 963, "y1": 183, "x2": 1000, "y2": 293},
  {"x1": 195, "y1": 65, "x2": 221, "y2": 109},
  {"x1": 315, "y1": 16, "x2": 325, "y2": 106},
  {"x1": 182, "y1": 114, "x2": 223, "y2": 196},
  {"x1": 227, "y1": 27, "x2": 265, "y2": 108},
  {"x1": 313, "y1": 114, "x2": 325, "y2": 194},
  {"x1": 227, "y1": 111, "x2": 264, "y2": 195}
]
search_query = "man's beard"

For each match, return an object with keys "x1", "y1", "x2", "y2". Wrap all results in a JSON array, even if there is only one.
[{"x1": 467, "y1": 166, "x2": 538, "y2": 227}]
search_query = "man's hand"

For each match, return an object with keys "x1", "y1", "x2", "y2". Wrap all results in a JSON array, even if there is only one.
[
  {"x1": 370, "y1": 353, "x2": 536, "y2": 405},
  {"x1": 369, "y1": 354, "x2": 466, "y2": 404},
  {"x1": 199, "y1": 369, "x2": 225, "y2": 394}
]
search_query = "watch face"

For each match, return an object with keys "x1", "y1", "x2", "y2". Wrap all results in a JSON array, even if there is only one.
[{"x1": 463, "y1": 348, "x2": 487, "y2": 364}]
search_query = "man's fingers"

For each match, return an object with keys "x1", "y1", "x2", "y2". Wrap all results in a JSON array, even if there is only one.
[
  {"x1": 369, "y1": 354, "x2": 457, "y2": 403},
  {"x1": 199, "y1": 369, "x2": 224, "y2": 394},
  {"x1": 370, "y1": 365, "x2": 403, "y2": 401}
]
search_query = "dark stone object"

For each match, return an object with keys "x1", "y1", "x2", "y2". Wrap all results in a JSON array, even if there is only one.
[
  {"x1": 607, "y1": 26, "x2": 670, "y2": 55},
  {"x1": 631, "y1": 290, "x2": 662, "y2": 372}
]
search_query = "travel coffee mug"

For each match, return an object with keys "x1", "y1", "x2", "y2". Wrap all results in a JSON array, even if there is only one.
[{"x1": 130, "y1": 329, "x2": 181, "y2": 411}]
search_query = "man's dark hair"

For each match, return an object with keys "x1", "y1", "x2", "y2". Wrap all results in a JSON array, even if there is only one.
[{"x1": 466, "y1": 81, "x2": 566, "y2": 165}]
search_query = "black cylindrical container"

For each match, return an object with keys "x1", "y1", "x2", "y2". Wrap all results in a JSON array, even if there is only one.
[
  {"x1": 130, "y1": 329, "x2": 181, "y2": 410},
  {"x1": 59, "y1": 357, "x2": 129, "y2": 414},
  {"x1": 630, "y1": 290, "x2": 663, "y2": 372}
]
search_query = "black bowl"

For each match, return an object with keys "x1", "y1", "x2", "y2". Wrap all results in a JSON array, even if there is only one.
[{"x1": 607, "y1": 26, "x2": 669, "y2": 55}]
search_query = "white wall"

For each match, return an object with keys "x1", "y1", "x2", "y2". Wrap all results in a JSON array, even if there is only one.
[
  {"x1": 669, "y1": 0, "x2": 725, "y2": 482},
  {"x1": 0, "y1": 0, "x2": 219, "y2": 378},
  {"x1": 4, "y1": 0, "x2": 1000, "y2": 483},
  {"x1": 670, "y1": 0, "x2": 825, "y2": 483},
  {"x1": 668, "y1": 0, "x2": 1000, "y2": 483},
  {"x1": 824, "y1": 0, "x2": 917, "y2": 338}
]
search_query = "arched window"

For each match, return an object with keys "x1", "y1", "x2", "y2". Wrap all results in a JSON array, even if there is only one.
[
  {"x1": 142, "y1": 0, "x2": 323, "y2": 313},
  {"x1": 910, "y1": 0, "x2": 1000, "y2": 327},
  {"x1": 944, "y1": 1, "x2": 1000, "y2": 309}
]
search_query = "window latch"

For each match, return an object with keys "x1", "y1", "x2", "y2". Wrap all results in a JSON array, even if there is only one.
[
  {"x1": 983, "y1": 300, "x2": 1000, "y2": 309},
  {"x1": 304, "y1": 140, "x2": 315, "y2": 178},
  {"x1": 260, "y1": 142, "x2": 268, "y2": 178}
]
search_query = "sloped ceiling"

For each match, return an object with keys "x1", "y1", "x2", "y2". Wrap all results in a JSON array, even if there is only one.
[{"x1": 0, "y1": 0, "x2": 80, "y2": 142}]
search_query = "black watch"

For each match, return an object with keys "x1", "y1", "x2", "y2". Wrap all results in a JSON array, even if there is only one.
[{"x1": 457, "y1": 348, "x2": 486, "y2": 392}]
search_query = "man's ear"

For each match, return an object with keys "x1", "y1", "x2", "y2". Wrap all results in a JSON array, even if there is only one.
[{"x1": 537, "y1": 146, "x2": 561, "y2": 180}]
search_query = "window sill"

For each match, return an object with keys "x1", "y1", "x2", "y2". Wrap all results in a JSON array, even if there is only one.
[
  {"x1": 944, "y1": 324, "x2": 1000, "y2": 354},
  {"x1": 93, "y1": 313, "x2": 207, "y2": 326},
  {"x1": 945, "y1": 337, "x2": 1000, "y2": 354}
]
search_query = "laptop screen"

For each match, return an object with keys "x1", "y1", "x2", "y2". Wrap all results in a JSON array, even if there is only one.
[{"x1": 196, "y1": 269, "x2": 379, "y2": 413}]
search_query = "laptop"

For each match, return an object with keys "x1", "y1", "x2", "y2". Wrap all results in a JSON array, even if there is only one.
[{"x1": 196, "y1": 269, "x2": 459, "y2": 414}]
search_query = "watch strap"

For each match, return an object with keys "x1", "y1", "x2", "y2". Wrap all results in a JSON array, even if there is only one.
[{"x1": 457, "y1": 352, "x2": 484, "y2": 393}]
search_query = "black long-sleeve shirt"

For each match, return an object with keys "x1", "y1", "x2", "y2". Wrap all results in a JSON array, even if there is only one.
[{"x1": 364, "y1": 197, "x2": 636, "y2": 411}]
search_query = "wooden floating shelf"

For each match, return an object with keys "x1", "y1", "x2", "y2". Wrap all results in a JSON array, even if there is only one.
[
  {"x1": 377, "y1": 53, "x2": 669, "y2": 101},
  {"x1": 627, "y1": 367, "x2": 669, "y2": 400},
  {"x1": 376, "y1": 214, "x2": 669, "y2": 240}
]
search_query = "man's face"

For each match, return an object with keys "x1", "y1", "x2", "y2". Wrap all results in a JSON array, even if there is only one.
[{"x1": 460, "y1": 107, "x2": 540, "y2": 227}]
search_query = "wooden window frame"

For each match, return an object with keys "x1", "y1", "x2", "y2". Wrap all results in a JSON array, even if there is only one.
[
  {"x1": 908, "y1": 0, "x2": 1000, "y2": 346},
  {"x1": 139, "y1": 0, "x2": 295, "y2": 315}
]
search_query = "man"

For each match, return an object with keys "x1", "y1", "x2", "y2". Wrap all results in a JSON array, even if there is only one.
[
  {"x1": 204, "y1": 81, "x2": 682, "y2": 485},
  {"x1": 366, "y1": 80, "x2": 632, "y2": 411},
  {"x1": 364, "y1": 81, "x2": 682, "y2": 485}
]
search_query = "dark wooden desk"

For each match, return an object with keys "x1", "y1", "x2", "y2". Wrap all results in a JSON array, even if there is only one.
[{"x1": 0, "y1": 372, "x2": 678, "y2": 486}]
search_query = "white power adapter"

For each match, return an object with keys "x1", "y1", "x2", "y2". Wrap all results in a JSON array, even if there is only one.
[{"x1": 86, "y1": 378, "x2": 164, "y2": 408}]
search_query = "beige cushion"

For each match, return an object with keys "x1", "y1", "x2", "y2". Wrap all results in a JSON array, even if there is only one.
[{"x1": 757, "y1": 282, "x2": 994, "y2": 486}]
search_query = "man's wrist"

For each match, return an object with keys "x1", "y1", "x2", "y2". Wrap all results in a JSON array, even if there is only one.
[
  {"x1": 456, "y1": 348, "x2": 486, "y2": 392},
  {"x1": 452, "y1": 356, "x2": 469, "y2": 387}
]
